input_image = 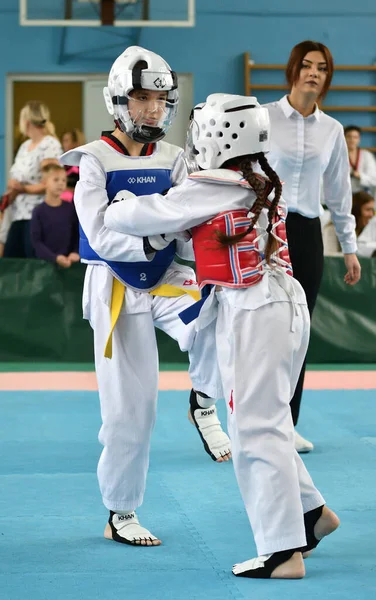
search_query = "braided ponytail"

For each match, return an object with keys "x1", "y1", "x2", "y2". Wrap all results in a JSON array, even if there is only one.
[
  {"x1": 216, "y1": 153, "x2": 282, "y2": 265},
  {"x1": 216, "y1": 154, "x2": 268, "y2": 246},
  {"x1": 257, "y1": 154, "x2": 282, "y2": 263}
]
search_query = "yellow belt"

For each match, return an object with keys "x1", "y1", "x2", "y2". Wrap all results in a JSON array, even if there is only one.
[{"x1": 104, "y1": 277, "x2": 201, "y2": 358}]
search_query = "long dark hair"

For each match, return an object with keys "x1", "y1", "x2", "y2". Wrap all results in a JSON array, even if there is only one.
[
  {"x1": 352, "y1": 190, "x2": 374, "y2": 236},
  {"x1": 216, "y1": 153, "x2": 282, "y2": 264}
]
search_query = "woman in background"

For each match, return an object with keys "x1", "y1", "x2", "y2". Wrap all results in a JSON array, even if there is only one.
[
  {"x1": 322, "y1": 191, "x2": 376, "y2": 257},
  {"x1": 3, "y1": 101, "x2": 62, "y2": 258},
  {"x1": 264, "y1": 41, "x2": 361, "y2": 452},
  {"x1": 352, "y1": 191, "x2": 376, "y2": 257}
]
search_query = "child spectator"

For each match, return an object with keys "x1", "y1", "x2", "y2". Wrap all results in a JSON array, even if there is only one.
[
  {"x1": 61, "y1": 128, "x2": 85, "y2": 153},
  {"x1": 30, "y1": 164, "x2": 79, "y2": 268}
]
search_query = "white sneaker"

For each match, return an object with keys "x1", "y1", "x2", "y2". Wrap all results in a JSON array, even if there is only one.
[{"x1": 294, "y1": 430, "x2": 314, "y2": 453}]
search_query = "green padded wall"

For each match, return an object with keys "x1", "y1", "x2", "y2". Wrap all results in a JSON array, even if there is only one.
[{"x1": 0, "y1": 258, "x2": 374, "y2": 363}]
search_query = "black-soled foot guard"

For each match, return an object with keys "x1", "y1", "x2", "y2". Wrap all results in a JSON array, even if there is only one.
[
  {"x1": 233, "y1": 549, "x2": 297, "y2": 578},
  {"x1": 299, "y1": 505, "x2": 324, "y2": 553}
]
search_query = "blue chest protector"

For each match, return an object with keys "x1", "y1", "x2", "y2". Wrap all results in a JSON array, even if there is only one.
[{"x1": 79, "y1": 166, "x2": 176, "y2": 290}]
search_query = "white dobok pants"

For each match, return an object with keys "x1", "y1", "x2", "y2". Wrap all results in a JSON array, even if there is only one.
[
  {"x1": 84, "y1": 264, "x2": 222, "y2": 512},
  {"x1": 215, "y1": 290, "x2": 325, "y2": 555}
]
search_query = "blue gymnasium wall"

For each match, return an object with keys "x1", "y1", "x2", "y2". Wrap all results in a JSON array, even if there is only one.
[{"x1": 1, "y1": 0, "x2": 376, "y2": 189}]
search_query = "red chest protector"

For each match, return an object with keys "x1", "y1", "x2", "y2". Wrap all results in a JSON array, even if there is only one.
[{"x1": 191, "y1": 208, "x2": 292, "y2": 289}]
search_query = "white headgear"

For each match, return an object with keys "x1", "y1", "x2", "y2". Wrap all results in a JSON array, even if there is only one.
[
  {"x1": 185, "y1": 93, "x2": 270, "y2": 170},
  {"x1": 103, "y1": 46, "x2": 178, "y2": 143}
]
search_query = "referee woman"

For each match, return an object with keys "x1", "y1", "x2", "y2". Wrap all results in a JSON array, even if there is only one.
[{"x1": 264, "y1": 40, "x2": 361, "y2": 452}]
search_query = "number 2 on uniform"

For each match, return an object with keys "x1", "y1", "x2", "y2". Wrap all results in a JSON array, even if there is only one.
[{"x1": 140, "y1": 273, "x2": 147, "y2": 281}]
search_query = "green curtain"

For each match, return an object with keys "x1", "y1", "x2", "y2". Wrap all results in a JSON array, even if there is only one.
[
  {"x1": 0, "y1": 257, "x2": 374, "y2": 363},
  {"x1": 0, "y1": 259, "x2": 93, "y2": 362},
  {"x1": 307, "y1": 256, "x2": 376, "y2": 363}
]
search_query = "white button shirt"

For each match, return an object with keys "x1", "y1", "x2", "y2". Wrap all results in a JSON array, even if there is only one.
[{"x1": 264, "y1": 95, "x2": 357, "y2": 254}]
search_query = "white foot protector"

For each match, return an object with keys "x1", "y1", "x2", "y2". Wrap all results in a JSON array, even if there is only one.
[
  {"x1": 104, "y1": 511, "x2": 161, "y2": 546},
  {"x1": 189, "y1": 390, "x2": 231, "y2": 462}
]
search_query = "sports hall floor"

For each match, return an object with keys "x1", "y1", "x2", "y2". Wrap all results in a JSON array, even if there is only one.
[{"x1": 0, "y1": 363, "x2": 375, "y2": 600}]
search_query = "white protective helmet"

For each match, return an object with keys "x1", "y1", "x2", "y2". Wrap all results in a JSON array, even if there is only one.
[
  {"x1": 185, "y1": 93, "x2": 270, "y2": 170},
  {"x1": 103, "y1": 46, "x2": 178, "y2": 143}
]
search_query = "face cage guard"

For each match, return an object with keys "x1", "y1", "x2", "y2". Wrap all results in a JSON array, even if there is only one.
[{"x1": 113, "y1": 94, "x2": 177, "y2": 143}]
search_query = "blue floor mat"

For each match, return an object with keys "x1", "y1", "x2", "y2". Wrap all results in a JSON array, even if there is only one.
[{"x1": 0, "y1": 389, "x2": 375, "y2": 600}]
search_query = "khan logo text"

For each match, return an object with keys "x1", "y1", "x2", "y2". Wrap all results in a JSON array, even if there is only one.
[{"x1": 128, "y1": 176, "x2": 157, "y2": 184}]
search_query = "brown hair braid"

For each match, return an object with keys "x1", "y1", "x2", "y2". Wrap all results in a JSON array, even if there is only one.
[{"x1": 216, "y1": 153, "x2": 282, "y2": 264}]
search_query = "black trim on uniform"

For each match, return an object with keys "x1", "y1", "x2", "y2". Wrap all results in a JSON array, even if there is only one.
[
  {"x1": 101, "y1": 131, "x2": 130, "y2": 155},
  {"x1": 101, "y1": 131, "x2": 150, "y2": 157},
  {"x1": 140, "y1": 144, "x2": 151, "y2": 156}
]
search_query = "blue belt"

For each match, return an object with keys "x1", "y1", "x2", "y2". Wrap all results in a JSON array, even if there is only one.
[{"x1": 178, "y1": 284, "x2": 213, "y2": 324}]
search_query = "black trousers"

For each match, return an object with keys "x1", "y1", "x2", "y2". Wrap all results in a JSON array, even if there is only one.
[
  {"x1": 286, "y1": 212, "x2": 324, "y2": 425},
  {"x1": 3, "y1": 220, "x2": 35, "y2": 258}
]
